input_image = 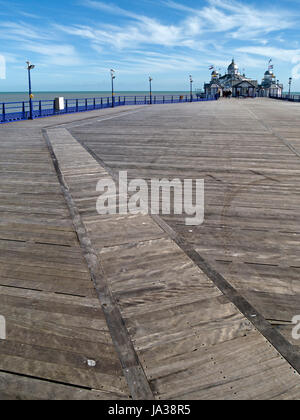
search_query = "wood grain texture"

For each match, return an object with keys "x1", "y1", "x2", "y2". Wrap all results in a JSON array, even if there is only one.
[
  {"x1": 0, "y1": 118, "x2": 131, "y2": 400},
  {"x1": 46, "y1": 127, "x2": 154, "y2": 400},
  {"x1": 2, "y1": 99, "x2": 300, "y2": 399},
  {"x1": 45, "y1": 100, "x2": 300, "y2": 400}
]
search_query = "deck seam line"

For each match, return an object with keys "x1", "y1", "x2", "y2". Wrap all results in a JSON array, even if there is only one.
[
  {"x1": 242, "y1": 101, "x2": 300, "y2": 160},
  {"x1": 42, "y1": 128, "x2": 154, "y2": 401},
  {"x1": 0, "y1": 369, "x2": 93, "y2": 391},
  {"x1": 72, "y1": 130, "x2": 300, "y2": 376},
  {"x1": 44, "y1": 106, "x2": 146, "y2": 130}
]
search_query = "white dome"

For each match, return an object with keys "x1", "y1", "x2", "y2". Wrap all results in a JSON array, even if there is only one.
[{"x1": 228, "y1": 59, "x2": 238, "y2": 72}]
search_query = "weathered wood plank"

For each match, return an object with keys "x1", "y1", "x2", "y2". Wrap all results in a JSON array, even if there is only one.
[
  {"x1": 0, "y1": 119, "x2": 131, "y2": 399},
  {"x1": 68, "y1": 98, "x2": 300, "y2": 399}
]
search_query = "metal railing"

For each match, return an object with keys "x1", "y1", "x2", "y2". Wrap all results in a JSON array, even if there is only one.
[
  {"x1": 0, "y1": 94, "x2": 217, "y2": 124},
  {"x1": 269, "y1": 94, "x2": 300, "y2": 102}
]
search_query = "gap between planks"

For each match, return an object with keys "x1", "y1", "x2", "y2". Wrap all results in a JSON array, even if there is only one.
[
  {"x1": 65, "y1": 125, "x2": 300, "y2": 377},
  {"x1": 43, "y1": 128, "x2": 154, "y2": 401}
]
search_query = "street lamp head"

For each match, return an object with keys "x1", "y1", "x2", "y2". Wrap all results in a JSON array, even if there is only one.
[
  {"x1": 289, "y1": 77, "x2": 292, "y2": 83},
  {"x1": 110, "y1": 69, "x2": 116, "y2": 79},
  {"x1": 149, "y1": 77, "x2": 153, "y2": 82},
  {"x1": 189, "y1": 75, "x2": 193, "y2": 83},
  {"x1": 26, "y1": 61, "x2": 35, "y2": 70}
]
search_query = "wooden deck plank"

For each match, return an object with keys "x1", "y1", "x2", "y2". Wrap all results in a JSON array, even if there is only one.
[
  {"x1": 0, "y1": 118, "x2": 132, "y2": 399},
  {"x1": 0, "y1": 372, "x2": 128, "y2": 400},
  {"x1": 2, "y1": 99, "x2": 300, "y2": 399},
  {"x1": 70, "y1": 98, "x2": 300, "y2": 338},
  {"x1": 47, "y1": 104, "x2": 300, "y2": 399}
]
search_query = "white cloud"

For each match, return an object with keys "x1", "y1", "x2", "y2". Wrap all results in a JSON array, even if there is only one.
[
  {"x1": 236, "y1": 46, "x2": 300, "y2": 63},
  {"x1": 24, "y1": 43, "x2": 76, "y2": 57},
  {"x1": 18, "y1": 11, "x2": 41, "y2": 19},
  {"x1": 54, "y1": 0, "x2": 299, "y2": 76},
  {"x1": 0, "y1": 19, "x2": 81, "y2": 67},
  {"x1": 20, "y1": 42, "x2": 81, "y2": 66},
  {"x1": 65, "y1": 0, "x2": 298, "y2": 54},
  {"x1": 167, "y1": 0, "x2": 296, "y2": 40},
  {"x1": 116, "y1": 52, "x2": 204, "y2": 74},
  {"x1": 236, "y1": 45, "x2": 300, "y2": 80},
  {"x1": 2, "y1": 0, "x2": 300, "y2": 84},
  {"x1": 84, "y1": 0, "x2": 143, "y2": 20},
  {"x1": 163, "y1": 1, "x2": 194, "y2": 14},
  {"x1": 0, "y1": 21, "x2": 51, "y2": 41},
  {"x1": 57, "y1": 20, "x2": 185, "y2": 50}
]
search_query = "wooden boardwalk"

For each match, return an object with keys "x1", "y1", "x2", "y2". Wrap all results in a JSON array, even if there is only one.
[
  {"x1": 1, "y1": 99, "x2": 300, "y2": 399},
  {"x1": 0, "y1": 109, "x2": 136, "y2": 400}
]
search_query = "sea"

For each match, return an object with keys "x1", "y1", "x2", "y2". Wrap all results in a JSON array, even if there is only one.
[
  {"x1": 1, "y1": 91, "x2": 299, "y2": 104},
  {"x1": 0, "y1": 91, "x2": 191, "y2": 103}
]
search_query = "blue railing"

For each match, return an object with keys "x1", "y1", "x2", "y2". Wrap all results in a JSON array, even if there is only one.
[
  {"x1": 270, "y1": 94, "x2": 300, "y2": 102},
  {"x1": 0, "y1": 94, "x2": 217, "y2": 124}
]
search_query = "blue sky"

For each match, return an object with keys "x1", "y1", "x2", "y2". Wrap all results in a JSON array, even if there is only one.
[{"x1": 1, "y1": 0, "x2": 300, "y2": 91}]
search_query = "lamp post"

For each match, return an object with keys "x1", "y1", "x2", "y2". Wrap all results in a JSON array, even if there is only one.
[
  {"x1": 288, "y1": 77, "x2": 292, "y2": 98},
  {"x1": 189, "y1": 75, "x2": 193, "y2": 102},
  {"x1": 110, "y1": 69, "x2": 116, "y2": 108},
  {"x1": 26, "y1": 61, "x2": 35, "y2": 120},
  {"x1": 149, "y1": 77, "x2": 153, "y2": 104}
]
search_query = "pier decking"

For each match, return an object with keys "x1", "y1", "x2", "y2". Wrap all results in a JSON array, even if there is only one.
[{"x1": 1, "y1": 99, "x2": 300, "y2": 399}]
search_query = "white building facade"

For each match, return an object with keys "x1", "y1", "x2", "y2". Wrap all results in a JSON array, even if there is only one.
[{"x1": 204, "y1": 60, "x2": 283, "y2": 98}]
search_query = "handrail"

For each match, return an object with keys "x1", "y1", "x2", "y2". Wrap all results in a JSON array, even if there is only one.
[
  {"x1": 270, "y1": 94, "x2": 300, "y2": 102},
  {"x1": 0, "y1": 94, "x2": 217, "y2": 123}
]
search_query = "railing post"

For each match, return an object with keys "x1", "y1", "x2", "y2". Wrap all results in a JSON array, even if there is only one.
[
  {"x1": 85, "y1": 99, "x2": 88, "y2": 110},
  {"x1": 145, "y1": 96, "x2": 147, "y2": 104},
  {"x1": 163, "y1": 96, "x2": 165, "y2": 104},
  {"x1": 39, "y1": 101, "x2": 42, "y2": 117},
  {"x1": 94, "y1": 98, "x2": 96, "y2": 109},
  {"x1": 76, "y1": 99, "x2": 79, "y2": 112},
  {"x1": 66, "y1": 99, "x2": 68, "y2": 112},
  {"x1": 53, "y1": 100, "x2": 56, "y2": 115},
  {"x1": 135, "y1": 96, "x2": 137, "y2": 105},
  {"x1": 22, "y1": 102, "x2": 25, "y2": 119},
  {"x1": 101, "y1": 98, "x2": 103, "y2": 108},
  {"x1": 2, "y1": 103, "x2": 5, "y2": 122}
]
